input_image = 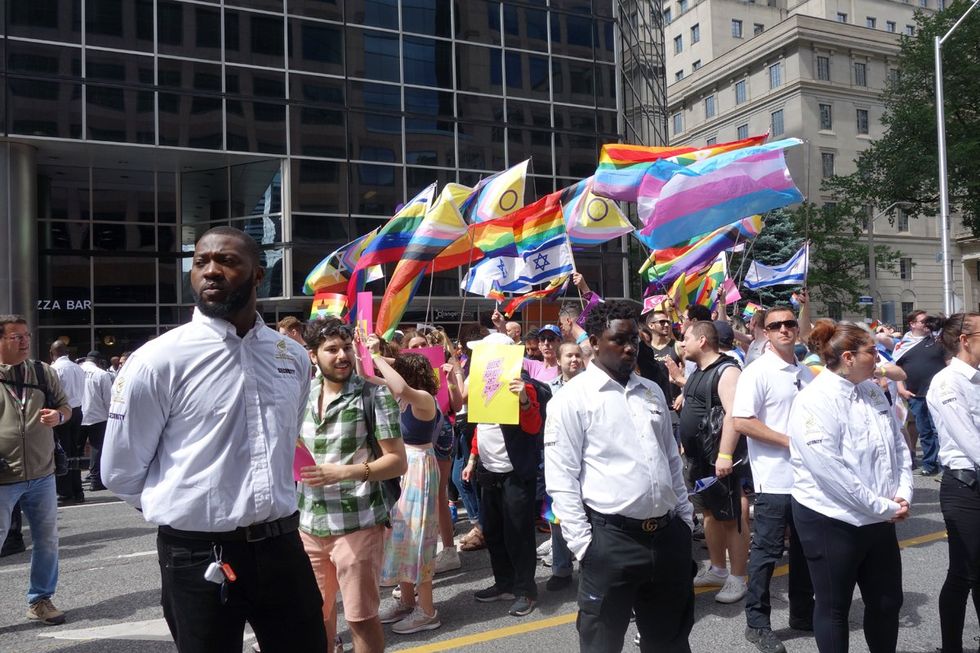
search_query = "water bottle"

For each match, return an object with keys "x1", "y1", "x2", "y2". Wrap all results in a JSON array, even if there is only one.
[{"x1": 448, "y1": 501, "x2": 458, "y2": 523}]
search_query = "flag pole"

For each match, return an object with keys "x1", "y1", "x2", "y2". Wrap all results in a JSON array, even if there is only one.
[
  {"x1": 425, "y1": 269, "x2": 435, "y2": 325},
  {"x1": 455, "y1": 227, "x2": 479, "y2": 339}
]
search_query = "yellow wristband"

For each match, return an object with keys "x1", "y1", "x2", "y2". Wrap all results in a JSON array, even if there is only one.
[{"x1": 717, "y1": 453, "x2": 733, "y2": 461}]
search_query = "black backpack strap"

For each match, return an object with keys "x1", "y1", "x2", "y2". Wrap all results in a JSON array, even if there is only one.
[
  {"x1": 361, "y1": 382, "x2": 381, "y2": 460},
  {"x1": 32, "y1": 361, "x2": 53, "y2": 408}
]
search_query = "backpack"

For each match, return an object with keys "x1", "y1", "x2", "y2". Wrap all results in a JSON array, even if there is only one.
[
  {"x1": 0, "y1": 362, "x2": 69, "y2": 476},
  {"x1": 360, "y1": 383, "x2": 401, "y2": 526},
  {"x1": 689, "y1": 358, "x2": 745, "y2": 465}
]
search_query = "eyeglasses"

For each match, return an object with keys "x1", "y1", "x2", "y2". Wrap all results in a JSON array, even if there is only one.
[
  {"x1": 764, "y1": 319, "x2": 799, "y2": 332},
  {"x1": 3, "y1": 333, "x2": 32, "y2": 343},
  {"x1": 649, "y1": 319, "x2": 672, "y2": 327}
]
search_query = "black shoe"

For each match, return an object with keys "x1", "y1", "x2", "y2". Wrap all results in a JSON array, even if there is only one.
[
  {"x1": 89, "y1": 481, "x2": 106, "y2": 491},
  {"x1": 0, "y1": 539, "x2": 26, "y2": 557},
  {"x1": 508, "y1": 596, "x2": 536, "y2": 617},
  {"x1": 546, "y1": 575, "x2": 573, "y2": 591},
  {"x1": 474, "y1": 585, "x2": 516, "y2": 602},
  {"x1": 917, "y1": 467, "x2": 939, "y2": 477},
  {"x1": 788, "y1": 616, "x2": 813, "y2": 631},
  {"x1": 745, "y1": 627, "x2": 787, "y2": 653}
]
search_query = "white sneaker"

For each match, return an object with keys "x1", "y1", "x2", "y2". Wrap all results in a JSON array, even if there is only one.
[
  {"x1": 391, "y1": 607, "x2": 441, "y2": 634},
  {"x1": 693, "y1": 565, "x2": 729, "y2": 587},
  {"x1": 541, "y1": 552, "x2": 553, "y2": 567},
  {"x1": 379, "y1": 600, "x2": 415, "y2": 624},
  {"x1": 715, "y1": 574, "x2": 748, "y2": 604},
  {"x1": 434, "y1": 547, "x2": 462, "y2": 573},
  {"x1": 536, "y1": 539, "x2": 553, "y2": 558}
]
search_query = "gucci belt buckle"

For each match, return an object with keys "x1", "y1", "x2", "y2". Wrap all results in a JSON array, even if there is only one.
[{"x1": 641, "y1": 518, "x2": 658, "y2": 533}]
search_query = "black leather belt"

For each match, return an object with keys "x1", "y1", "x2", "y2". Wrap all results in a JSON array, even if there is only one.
[
  {"x1": 159, "y1": 511, "x2": 300, "y2": 543},
  {"x1": 943, "y1": 466, "x2": 978, "y2": 490},
  {"x1": 588, "y1": 509, "x2": 674, "y2": 534}
]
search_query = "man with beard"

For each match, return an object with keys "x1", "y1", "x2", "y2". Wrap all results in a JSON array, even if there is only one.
[
  {"x1": 102, "y1": 227, "x2": 328, "y2": 653},
  {"x1": 545, "y1": 300, "x2": 694, "y2": 653}
]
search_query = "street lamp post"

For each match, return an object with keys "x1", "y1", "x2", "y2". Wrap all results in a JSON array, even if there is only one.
[
  {"x1": 935, "y1": 0, "x2": 980, "y2": 314},
  {"x1": 868, "y1": 201, "x2": 912, "y2": 322}
]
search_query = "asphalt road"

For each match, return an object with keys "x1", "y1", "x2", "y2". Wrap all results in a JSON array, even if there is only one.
[{"x1": 0, "y1": 473, "x2": 973, "y2": 653}]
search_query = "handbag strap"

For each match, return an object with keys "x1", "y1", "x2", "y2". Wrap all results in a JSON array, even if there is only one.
[{"x1": 360, "y1": 381, "x2": 382, "y2": 461}]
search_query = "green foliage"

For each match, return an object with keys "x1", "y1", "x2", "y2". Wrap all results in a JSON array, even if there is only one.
[
  {"x1": 824, "y1": 0, "x2": 980, "y2": 236},
  {"x1": 730, "y1": 209, "x2": 802, "y2": 306}
]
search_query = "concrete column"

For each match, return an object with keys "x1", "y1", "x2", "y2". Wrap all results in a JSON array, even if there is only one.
[{"x1": 0, "y1": 142, "x2": 38, "y2": 324}]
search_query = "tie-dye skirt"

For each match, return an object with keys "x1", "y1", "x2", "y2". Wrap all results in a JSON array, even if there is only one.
[{"x1": 381, "y1": 446, "x2": 440, "y2": 586}]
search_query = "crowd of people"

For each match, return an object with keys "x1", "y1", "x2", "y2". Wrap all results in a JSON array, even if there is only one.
[{"x1": 0, "y1": 226, "x2": 978, "y2": 653}]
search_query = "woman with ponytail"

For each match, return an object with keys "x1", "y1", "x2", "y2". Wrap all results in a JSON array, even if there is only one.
[
  {"x1": 787, "y1": 320, "x2": 913, "y2": 653},
  {"x1": 926, "y1": 313, "x2": 980, "y2": 653}
]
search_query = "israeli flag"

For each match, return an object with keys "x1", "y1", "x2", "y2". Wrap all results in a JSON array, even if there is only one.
[{"x1": 743, "y1": 243, "x2": 809, "y2": 290}]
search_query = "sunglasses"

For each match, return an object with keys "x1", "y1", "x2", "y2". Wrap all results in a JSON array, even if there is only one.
[
  {"x1": 649, "y1": 319, "x2": 672, "y2": 327},
  {"x1": 764, "y1": 319, "x2": 799, "y2": 332}
]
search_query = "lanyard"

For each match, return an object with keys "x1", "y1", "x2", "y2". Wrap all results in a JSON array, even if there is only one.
[{"x1": 1, "y1": 364, "x2": 28, "y2": 409}]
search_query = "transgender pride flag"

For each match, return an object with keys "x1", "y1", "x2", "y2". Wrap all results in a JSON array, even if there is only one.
[{"x1": 640, "y1": 146, "x2": 804, "y2": 250}]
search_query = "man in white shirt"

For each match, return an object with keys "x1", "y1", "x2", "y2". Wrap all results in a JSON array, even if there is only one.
[
  {"x1": 732, "y1": 306, "x2": 815, "y2": 653},
  {"x1": 49, "y1": 341, "x2": 85, "y2": 503},
  {"x1": 545, "y1": 300, "x2": 694, "y2": 653},
  {"x1": 78, "y1": 352, "x2": 112, "y2": 492},
  {"x1": 103, "y1": 227, "x2": 326, "y2": 653}
]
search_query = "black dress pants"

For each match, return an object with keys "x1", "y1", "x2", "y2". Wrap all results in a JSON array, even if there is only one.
[
  {"x1": 793, "y1": 500, "x2": 902, "y2": 653},
  {"x1": 479, "y1": 469, "x2": 538, "y2": 599},
  {"x1": 578, "y1": 513, "x2": 694, "y2": 653},
  {"x1": 55, "y1": 407, "x2": 84, "y2": 499},
  {"x1": 939, "y1": 472, "x2": 980, "y2": 653},
  {"x1": 157, "y1": 526, "x2": 326, "y2": 653},
  {"x1": 80, "y1": 421, "x2": 106, "y2": 483}
]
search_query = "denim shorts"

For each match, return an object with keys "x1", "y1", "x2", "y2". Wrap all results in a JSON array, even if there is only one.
[{"x1": 434, "y1": 418, "x2": 454, "y2": 461}]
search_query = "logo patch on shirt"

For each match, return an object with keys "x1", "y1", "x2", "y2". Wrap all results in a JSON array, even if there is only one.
[{"x1": 274, "y1": 339, "x2": 294, "y2": 361}]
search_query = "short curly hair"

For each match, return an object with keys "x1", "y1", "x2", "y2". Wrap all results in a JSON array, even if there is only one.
[
  {"x1": 304, "y1": 316, "x2": 352, "y2": 350},
  {"x1": 393, "y1": 353, "x2": 439, "y2": 395},
  {"x1": 583, "y1": 299, "x2": 641, "y2": 338}
]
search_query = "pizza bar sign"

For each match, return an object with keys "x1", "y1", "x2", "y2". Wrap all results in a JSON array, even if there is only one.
[{"x1": 37, "y1": 299, "x2": 92, "y2": 311}]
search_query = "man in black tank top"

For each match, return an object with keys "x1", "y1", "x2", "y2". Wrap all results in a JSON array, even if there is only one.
[{"x1": 639, "y1": 310, "x2": 682, "y2": 413}]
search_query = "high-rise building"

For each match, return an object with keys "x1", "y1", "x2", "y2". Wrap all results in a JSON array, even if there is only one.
[
  {"x1": 0, "y1": 1, "x2": 666, "y2": 354},
  {"x1": 662, "y1": 0, "x2": 971, "y2": 322}
]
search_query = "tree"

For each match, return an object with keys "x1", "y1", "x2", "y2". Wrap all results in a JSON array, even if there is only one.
[
  {"x1": 825, "y1": 1, "x2": 980, "y2": 236},
  {"x1": 731, "y1": 203, "x2": 901, "y2": 313}
]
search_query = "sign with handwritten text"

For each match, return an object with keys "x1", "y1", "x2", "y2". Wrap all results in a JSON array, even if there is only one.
[{"x1": 468, "y1": 343, "x2": 524, "y2": 425}]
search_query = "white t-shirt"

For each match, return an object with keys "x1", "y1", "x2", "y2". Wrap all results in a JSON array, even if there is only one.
[
  {"x1": 732, "y1": 348, "x2": 814, "y2": 494},
  {"x1": 477, "y1": 423, "x2": 512, "y2": 473}
]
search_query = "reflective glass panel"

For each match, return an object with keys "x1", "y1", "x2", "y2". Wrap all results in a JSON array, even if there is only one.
[
  {"x1": 289, "y1": 18, "x2": 344, "y2": 76},
  {"x1": 290, "y1": 159, "x2": 349, "y2": 214},
  {"x1": 86, "y1": 85, "x2": 155, "y2": 144},
  {"x1": 347, "y1": 28, "x2": 400, "y2": 82},
  {"x1": 291, "y1": 106, "x2": 347, "y2": 158},
  {"x1": 402, "y1": 0, "x2": 452, "y2": 37},
  {"x1": 158, "y1": 3, "x2": 222, "y2": 59},
  {"x1": 158, "y1": 94, "x2": 223, "y2": 150},
  {"x1": 226, "y1": 100, "x2": 287, "y2": 154},
  {"x1": 8, "y1": 0, "x2": 82, "y2": 42},
  {"x1": 7, "y1": 79, "x2": 83, "y2": 139},
  {"x1": 348, "y1": 111, "x2": 402, "y2": 162},
  {"x1": 351, "y1": 163, "x2": 403, "y2": 216},
  {"x1": 403, "y1": 36, "x2": 453, "y2": 88},
  {"x1": 455, "y1": 43, "x2": 502, "y2": 94},
  {"x1": 85, "y1": 0, "x2": 154, "y2": 51},
  {"x1": 224, "y1": 10, "x2": 285, "y2": 68},
  {"x1": 455, "y1": 0, "x2": 501, "y2": 45}
]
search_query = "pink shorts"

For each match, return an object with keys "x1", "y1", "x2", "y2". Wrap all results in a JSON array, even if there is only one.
[{"x1": 300, "y1": 524, "x2": 385, "y2": 623}]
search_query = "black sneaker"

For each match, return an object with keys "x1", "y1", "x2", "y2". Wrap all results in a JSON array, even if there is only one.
[
  {"x1": 745, "y1": 627, "x2": 787, "y2": 653},
  {"x1": 545, "y1": 575, "x2": 573, "y2": 591},
  {"x1": 474, "y1": 585, "x2": 516, "y2": 602},
  {"x1": 508, "y1": 596, "x2": 536, "y2": 617},
  {"x1": 788, "y1": 615, "x2": 813, "y2": 631},
  {"x1": 0, "y1": 538, "x2": 26, "y2": 557}
]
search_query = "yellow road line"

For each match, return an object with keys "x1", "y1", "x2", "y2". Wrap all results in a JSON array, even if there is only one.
[{"x1": 396, "y1": 528, "x2": 947, "y2": 653}]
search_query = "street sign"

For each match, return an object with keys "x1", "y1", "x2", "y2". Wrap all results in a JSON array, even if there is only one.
[{"x1": 858, "y1": 295, "x2": 873, "y2": 305}]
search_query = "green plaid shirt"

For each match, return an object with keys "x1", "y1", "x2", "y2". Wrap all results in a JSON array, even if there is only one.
[{"x1": 298, "y1": 374, "x2": 402, "y2": 537}]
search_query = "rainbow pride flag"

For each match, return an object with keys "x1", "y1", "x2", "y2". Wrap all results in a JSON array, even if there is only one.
[
  {"x1": 559, "y1": 177, "x2": 634, "y2": 246},
  {"x1": 640, "y1": 147, "x2": 803, "y2": 250},
  {"x1": 742, "y1": 302, "x2": 763, "y2": 321},
  {"x1": 375, "y1": 184, "x2": 472, "y2": 339},
  {"x1": 302, "y1": 258, "x2": 348, "y2": 296},
  {"x1": 310, "y1": 292, "x2": 347, "y2": 319},
  {"x1": 498, "y1": 275, "x2": 569, "y2": 318},
  {"x1": 640, "y1": 215, "x2": 763, "y2": 293}
]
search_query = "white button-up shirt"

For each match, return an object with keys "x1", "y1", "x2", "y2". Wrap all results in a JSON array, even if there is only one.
[
  {"x1": 102, "y1": 310, "x2": 311, "y2": 532},
  {"x1": 789, "y1": 369, "x2": 913, "y2": 526},
  {"x1": 51, "y1": 356, "x2": 85, "y2": 408},
  {"x1": 732, "y1": 349, "x2": 814, "y2": 494},
  {"x1": 544, "y1": 364, "x2": 694, "y2": 560},
  {"x1": 79, "y1": 360, "x2": 113, "y2": 426},
  {"x1": 927, "y1": 357, "x2": 980, "y2": 471}
]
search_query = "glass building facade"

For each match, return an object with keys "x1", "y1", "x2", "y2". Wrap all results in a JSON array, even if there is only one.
[{"x1": 0, "y1": 0, "x2": 666, "y2": 354}]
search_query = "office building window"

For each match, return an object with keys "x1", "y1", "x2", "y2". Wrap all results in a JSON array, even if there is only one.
[
  {"x1": 821, "y1": 152, "x2": 835, "y2": 177},
  {"x1": 692, "y1": 60, "x2": 701, "y2": 71},
  {"x1": 856, "y1": 108, "x2": 869, "y2": 134},
  {"x1": 920, "y1": 0, "x2": 928, "y2": 7},
  {"x1": 771, "y1": 109, "x2": 784, "y2": 136},
  {"x1": 769, "y1": 63, "x2": 782, "y2": 88},
  {"x1": 735, "y1": 79, "x2": 747, "y2": 104},
  {"x1": 900, "y1": 257, "x2": 913, "y2": 280},
  {"x1": 817, "y1": 55, "x2": 830, "y2": 81},
  {"x1": 679, "y1": 0, "x2": 689, "y2": 11},
  {"x1": 819, "y1": 103, "x2": 833, "y2": 130},
  {"x1": 901, "y1": 301, "x2": 914, "y2": 318},
  {"x1": 897, "y1": 209, "x2": 909, "y2": 232},
  {"x1": 664, "y1": 8, "x2": 672, "y2": 23},
  {"x1": 854, "y1": 62, "x2": 867, "y2": 86},
  {"x1": 732, "y1": 19, "x2": 743, "y2": 38},
  {"x1": 888, "y1": 68, "x2": 900, "y2": 85},
  {"x1": 672, "y1": 112, "x2": 683, "y2": 135},
  {"x1": 837, "y1": 12, "x2": 848, "y2": 22},
  {"x1": 674, "y1": 35, "x2": 683, "y2": 53},
  {"x1": 705, "y1": 95, "x2": 715, "y2": 118},
  {"x1": 754, "y1": 23, "x2": 764, "y2": 35},
  {"x1": 692, "y1": 23, "x2": 700, "y2": 43},
  {"x1": 886, "y1": 21, "x2": 896, "y2": 32},
  {"x1": 866, "y1": 16, "x2": 877, "y2": 28},
  {"x1": 737, "y1": 123, "x2": 748, "y2": 139},
  {"x1": 675, "y1": 70, "x2": 684, "y2": 81},
  {"x1": 706, "y1": 137, "x2": 717, "y2": 145},
  {"x1": 906, "y1": 24, "x2": 915, "y2": 35}
]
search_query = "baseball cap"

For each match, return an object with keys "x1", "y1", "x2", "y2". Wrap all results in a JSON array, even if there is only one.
[
  {"x1": 538, "y1": 324, "x2": 561, "y2": 339},
  {"x1": 712, "y1": 321, "x2": 735, "y2": 349},
  {"x1": 86, "y1": 350, "x2": 103, "y2": 360}
]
